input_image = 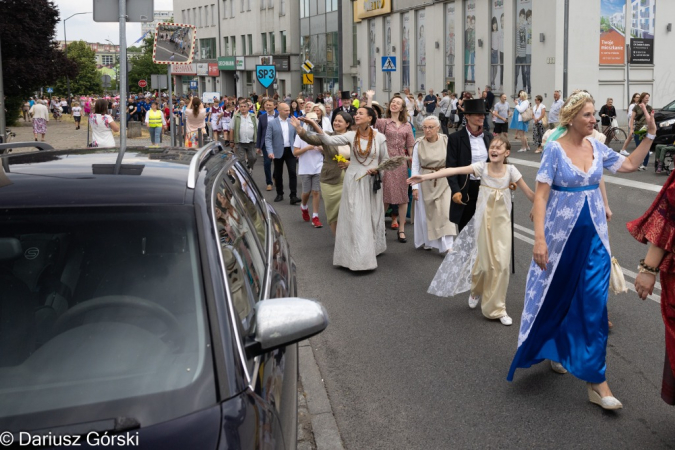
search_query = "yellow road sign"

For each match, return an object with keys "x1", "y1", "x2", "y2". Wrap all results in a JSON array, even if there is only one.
[
  {"x1": 303, "y1": 73, "x2": 314, "y2": 85},
  {"x1": 302, "y1": 60, "x2": 314, "y2": 73}
]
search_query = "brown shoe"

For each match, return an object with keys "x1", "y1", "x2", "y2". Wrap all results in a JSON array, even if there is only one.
[{"x1": 266, "y1": 184, "x2": 272, "y2": 191}]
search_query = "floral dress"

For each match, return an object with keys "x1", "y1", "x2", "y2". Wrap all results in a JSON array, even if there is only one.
[{"x1": 375, "y1": 118, "x2": 414, "y2": 205}]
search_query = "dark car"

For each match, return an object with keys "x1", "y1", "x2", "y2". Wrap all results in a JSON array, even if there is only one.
[
  {"x1": 654, "y1": 98, "x2": 675, "y2": 147},
  {"x1": 0, "y1": 142, "x2": 327, "y2": 449}
]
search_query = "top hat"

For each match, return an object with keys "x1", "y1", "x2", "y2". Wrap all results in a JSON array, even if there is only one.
[
  {"x1": 341, "y1": 91, "x2": 352, "y2": 100},
  {"x1": 462, "y1": 99, "x2": 487, "y2": 115}
]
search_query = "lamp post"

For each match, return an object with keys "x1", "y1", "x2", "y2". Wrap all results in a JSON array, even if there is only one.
[{"x1": 63, "y1": 11, "x2": 92, "y2": 101}]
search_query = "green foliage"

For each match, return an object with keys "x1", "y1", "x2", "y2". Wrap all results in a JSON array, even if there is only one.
[
  {"x1": 127, "y1": 35, "x2": 168, "y2": 94},
  {"x1": 55, "y1": 41, "x2": 103, "y2": 96},
  {"x1": 600, "y1": 17, "x2": 610, "y2": 33}
]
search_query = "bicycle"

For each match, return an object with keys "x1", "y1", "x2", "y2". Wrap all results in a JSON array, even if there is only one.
[{"x1": 599, "y1": 118, "x2": 627, "y2": 147}]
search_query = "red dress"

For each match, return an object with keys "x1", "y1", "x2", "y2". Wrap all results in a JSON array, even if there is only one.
[
  {"x1": 627, "y1": 170, "x2": 675, "y2": 405},
  {"x1": 375, "y1": 119, "x2": 414, "y2": 205}
]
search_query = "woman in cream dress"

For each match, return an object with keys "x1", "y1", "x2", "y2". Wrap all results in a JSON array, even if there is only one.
[{"x1": 292, "y1": 107, "x2": 389, "y2": 271}]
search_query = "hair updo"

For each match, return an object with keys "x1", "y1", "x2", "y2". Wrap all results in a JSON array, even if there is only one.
[{"x1": 559, "y1": 90, "x2": 595, "y2": 128}]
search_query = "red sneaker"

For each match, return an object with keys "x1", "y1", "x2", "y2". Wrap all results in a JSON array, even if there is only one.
[
  {"x1": 301, "y1": 207, "x2": 310, "y2": 222},
  {"x1": 311, "y1": 216, "x2": 323, "y2": 228}
]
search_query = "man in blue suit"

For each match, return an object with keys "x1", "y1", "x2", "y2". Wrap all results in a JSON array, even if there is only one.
[
  {"x1": 256, "y1": 99, "x2": 279, "y2": 191},
  {"x1": 265, "y1": 102, "x2": 300, "y2": 204}
]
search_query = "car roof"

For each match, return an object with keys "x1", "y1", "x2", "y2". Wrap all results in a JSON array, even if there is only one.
[{"x1": 0, "y1": 147, "x2": 199, "y2": 208}]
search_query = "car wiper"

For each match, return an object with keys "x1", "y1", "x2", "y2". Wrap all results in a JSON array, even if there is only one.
[{"x1": 14, "y1": 416, "x2": 140, "y2": 439}]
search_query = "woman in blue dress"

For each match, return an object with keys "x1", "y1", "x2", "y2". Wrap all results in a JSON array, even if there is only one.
[
  {"x1": 507, "y1": 91, "x2": 657, "y2": 410},
  {"x1": 511, "y1": 90, "x2": 531, "y2": 153}
]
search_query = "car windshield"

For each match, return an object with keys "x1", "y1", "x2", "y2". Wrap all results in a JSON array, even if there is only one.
[
  {"x1": 0, "y1": 206, "x2": 216, "y2": 432},
  {"x1": 663, "y1": 100, "x2": 675, "y2": 112}
]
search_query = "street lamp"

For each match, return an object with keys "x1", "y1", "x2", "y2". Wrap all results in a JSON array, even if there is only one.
[{"x1": 63, "y1": 11, "x2": 92, "y2": 101}]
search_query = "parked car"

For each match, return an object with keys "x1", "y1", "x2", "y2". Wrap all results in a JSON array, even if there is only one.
[
  {"x1": 0, "y1": 142, "x2": 328, "y2": 449},
  {"x1": 654, "y1": 98, "x2": 675, "y2": 148}
]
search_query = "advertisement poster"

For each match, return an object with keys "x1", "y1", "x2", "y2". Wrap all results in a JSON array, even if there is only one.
[
  {"x1": 417, "y1": 9, "x2": 426, "y2": 91},
  {"x1": 402, "y1": 12, "x2": 410, "y2": 89},
  {"x1": 464, "y1": 0, "x2": 476, "y2": 90},
  {"x1": 630, "y1": 0, "x2": 655, "y2": 64},
  {"x1": 514, "y1": 0, "x2": 532, "y2": 95},
  {"x1": 599, "y1": 0, "x2": 626, "y2": 64},
  {"x1": 445, "y1": 2, "x2": 455, "y2": 81},
  {"x1": 491, "y1": 0, "x2": 504, "y2": 92},
  {"x1": 630, "y1": 38, "x2": 654, "y2": 64},
  {"x1": 369, "y1": 20, "x2": 376, "y2": 89},
  {"x1": 384, "y1": 16, "x2": 392, "y2": 91}
]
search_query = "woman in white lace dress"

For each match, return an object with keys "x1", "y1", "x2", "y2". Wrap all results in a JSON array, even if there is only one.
[{"x1": 409, "y1": 136, "x2": 534, "y2": 325}]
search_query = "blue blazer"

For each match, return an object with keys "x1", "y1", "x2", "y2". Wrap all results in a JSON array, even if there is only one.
[
  {"x1": 256, "y1": 111, "x2": 279, "y2": 151},
  {"x1": 265, "y1": 117, "x2": 297, "y2": 158}
]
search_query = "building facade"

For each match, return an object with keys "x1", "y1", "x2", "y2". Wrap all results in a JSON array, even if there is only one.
[
  {"x1": 354, "y1": 0, "x2": 675, "y2": 123},
  {"x1": 174, "y1": 0, "x2": 304, "y2": 98},
  {"x1": 141, "y1": 10, "x2": 175, "y2": 37},
  {"x1": 60, "y1": 41, "x2": 121, "y2": 81}
]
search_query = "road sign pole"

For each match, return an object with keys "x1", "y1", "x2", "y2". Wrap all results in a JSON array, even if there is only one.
[
  {"x1": 0, "y1": 36, "x2": 6, "y2": 143},
  {"x1": 115, "y1": 0, "x2": 127, "y2": 167},
  {"x1": 168, "y1": 64, "x2": 175, "y2": 146}
]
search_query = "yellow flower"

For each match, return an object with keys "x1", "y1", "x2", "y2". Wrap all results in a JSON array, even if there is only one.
[{"x1": 333, "y1": 155, "x2": 348, "y2": 163}]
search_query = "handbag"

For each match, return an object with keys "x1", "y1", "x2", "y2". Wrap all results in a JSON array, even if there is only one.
[
  {"x1": 520, "y1": 105, "x2": 534, "y2": 122},
  {"x1": 609, "y1": 256, "x2": 628, "y2": 294},
  {"x1": 611, "y1": 118, "x2": 619, "y2": 128},
  {"x1": 372, "y1": 172, "x2": 382, "y2": 192}
]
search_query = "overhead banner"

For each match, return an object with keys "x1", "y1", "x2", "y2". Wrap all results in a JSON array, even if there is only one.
[
  {"x1": 445, "y1": 2, "x2": 456, "y2": 81},
  {"x1": 599, "y1": 0, "x2": 626, "y2": 65},
  {"x1": 490, "y1": 0, "x2": 504, "y2": 92}
]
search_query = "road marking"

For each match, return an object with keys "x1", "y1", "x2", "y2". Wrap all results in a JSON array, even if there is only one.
[
  {"x1": 512, "y1": 223, "x2": 661, "y2": 303},
  {"x1": 509, "y1": 157, "x2": 663, "y2": 193}
]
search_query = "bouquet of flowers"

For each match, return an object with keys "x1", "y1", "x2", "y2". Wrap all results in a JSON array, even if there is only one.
[
  {"x1": 333, "y1": 155, "x2": 349, "y2": 163},
  {"x1": 634, "y1": 125, "x2": 648, "y2": 140}
]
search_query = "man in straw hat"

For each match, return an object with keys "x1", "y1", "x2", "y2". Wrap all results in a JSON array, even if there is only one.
[{"x1": 445, "y1": 98, "x2": 493, "y2": 231}]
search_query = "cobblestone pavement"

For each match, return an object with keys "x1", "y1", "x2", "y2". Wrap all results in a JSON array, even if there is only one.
[{"x1": 297, "y1": 379, "x2": 317, "y2": 450}]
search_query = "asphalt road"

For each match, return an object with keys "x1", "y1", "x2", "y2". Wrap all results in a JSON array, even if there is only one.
[
  {"x1": 154, "y1": 40, "x2": 191, "y2": 63},
  {"x1": 250, "y1": 140, "x2": 675, "y2": 450}
]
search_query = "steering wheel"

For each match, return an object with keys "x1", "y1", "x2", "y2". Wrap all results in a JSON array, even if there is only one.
[{"x1": 53, "y1": 296, "x2": 185, "y2": 352}]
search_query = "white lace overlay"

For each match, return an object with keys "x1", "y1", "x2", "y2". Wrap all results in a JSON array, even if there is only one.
[{"x1": 517, "y1": 138, "x2": 625, "y2": 347}]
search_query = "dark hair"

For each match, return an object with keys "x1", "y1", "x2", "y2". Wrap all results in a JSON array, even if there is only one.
[
  {"x1": 359, "y1": 107, "x2": 378, "y2": 126},
  {"x1": 535, "y1": 95, "x2": 543, "y2": 102},
  {"x1": 290, "y1": 100, "x2": 300, "y2": 112},
  {"x1": 332, "y1": 111, "x2": 354, "y2": 129},
  {"x1": 491, "y1": 17, "x2": 498, "y2": 29},
  {"x1": 93, "y1": 99, "x2": 108, "y2": 115},
  {"x1": 191, "y1": 97, "x2": 202, "y2": 117}
]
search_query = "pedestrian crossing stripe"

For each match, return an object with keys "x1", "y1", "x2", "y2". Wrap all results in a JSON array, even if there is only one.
[{"x1": 302, "y1": 60, "x2": 314, "y2": 73}]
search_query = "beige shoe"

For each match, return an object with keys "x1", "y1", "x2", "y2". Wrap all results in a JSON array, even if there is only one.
[
  {"x1": 550, "y1": 360, "x2": 568, "y2": 374},
  {"x1": 587, "y1": 383, "x2": 623, "y2": 410},
  {"x1": 266, "y1": 184, "x2": 272, "y2": 191}
]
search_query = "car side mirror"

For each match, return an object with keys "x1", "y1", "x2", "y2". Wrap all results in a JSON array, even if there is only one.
[{"x1": 245, "y1": 298, "x2": 328, "y2": 357}]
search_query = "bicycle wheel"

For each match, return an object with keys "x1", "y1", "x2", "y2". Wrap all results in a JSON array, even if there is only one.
[{"x1": 611, "y1": 127, "x2": 627, "y2": 145}]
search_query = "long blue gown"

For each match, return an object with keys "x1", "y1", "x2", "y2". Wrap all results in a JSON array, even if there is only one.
[{"x1": 508, "y1": 138, "x2": 625, "y2": 383}]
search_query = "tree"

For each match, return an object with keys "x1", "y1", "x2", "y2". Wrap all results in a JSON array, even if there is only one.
[
  {"x1": 0, "y1": 0, "x2": 76, "y2": 125},
  {"x1": 55, "y1": 41, "x2": 103, "y2": 96},
  {"x1": 127, "y1": 35, "x2": 167, "y2": 94}
]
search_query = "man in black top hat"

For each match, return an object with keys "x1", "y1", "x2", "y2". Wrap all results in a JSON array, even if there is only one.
[
  {"x1": 332, "y1": 91, "x2": 357, "y2": 122},
  {"x1": 446, "y1": 98, "x2": 493, "y2": 231}
]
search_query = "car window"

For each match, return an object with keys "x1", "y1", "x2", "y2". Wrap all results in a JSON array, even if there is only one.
[
  {"x1": 212, "y1": 162, "x2": 267, "y2": 334},
  {"x1": 0, "y1": 206, "x2": 216, "y2": 433},
  {"x1": 663, "y1": 100, "x2": 675, "y2": 112}
]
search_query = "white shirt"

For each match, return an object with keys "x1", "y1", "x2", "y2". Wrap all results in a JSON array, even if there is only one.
[
  {"x1": 238, "y1": 113, "x2": 254, "y2": 143},
  {"x1": 533, "y1": 103, "x2": 545, "y2": 120},
  {"x1": 467, "y1": 129, "x2": 488, "y2": 181},
  {"x1": 293, "y1": 134, "x2": 323, "y2": 175},
  {"x1": 280, "y1": 118, "x2": 291, "y2": 147},
  {"x1": 71, "y1": 106, "x2": 82, "y2": 117},
  {"x1": 548, "y1": 98, "x2": 564, "y2": 123}
]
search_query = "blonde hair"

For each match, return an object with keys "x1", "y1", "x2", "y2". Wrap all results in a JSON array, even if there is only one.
[
  {"x1": 559, "y1": 90, "x2": 595, "y2": 127},
  {"x1": 519, "y1": 91, "x2": 528, "y2": 101}
]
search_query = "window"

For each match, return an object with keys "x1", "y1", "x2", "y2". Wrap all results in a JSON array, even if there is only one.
[
  {"x1": 193, "y1": 8, "x2": 197, "y2": 26},
  {"x1": 198, "y1": 6, "x2": 202, "y2": 27},
  {"x1": 246, "y1": 0, "x2": 251, "y2": 11},
  {"x1": 247, "y1": 34, "x2": 252, "y2": 55},
  {"x1": 246, "y1": 71, "x2": 254, "y2": 92},
  {"x1": 211, "y1": 5, "x2": 216, "y2": 26},
  {"x1": 232, "y1": 36, "x2": 236, "y2": 55},
  {"x1": 261, "y1": 33, "x2": 268, "y2": 55},
  {"x1": 222, "y1": 0, "x2": 227, "y2": 19},
  {"x1": 280, "y1": 0, "x2": 285, "y2": 15},
  {"x1": 300, "y1": 0, "x2": 309, "y2": 18},
  {"x1": 352, "y1": 3, "x2": 358, "y2": 66},
  {"x1": 230, "y1": 0, "x2": 234, "y2": 17},
  {"x1": 241, "y1": 0, "x2": 244, "y2": 12},
  {"x1": 102, "y1": 54, "x2": 114, "y2": 66},
  {"x1": 326, "y1": 0, "x2": 337, "y2": 12},
  {"x1": 280, "y1": 31, "x2": 287, "y2": 53},
  {"x1": 200, "y1": 38, "x2": 217, "y2": 59},
  {"x1": 182, "y1": 9, "x2": 186, "y2": 24},
  {"x1": 269, "y1": 32, "x2": 275, "y2": 54},
  {"x1": 261, "y1": 0, "x2": 265, "y2": 9},
  {"x1": 268, "y1": 0, "x2": 273, "y2": 9},
  {"x1": 241, "y1": 35, "x2": 246, "y2": 55},
  {"x1": 224, "y1": 36, "x2": 229, "y2": 55}
]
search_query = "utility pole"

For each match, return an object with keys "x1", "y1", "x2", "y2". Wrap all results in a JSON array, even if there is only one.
[
  {"x1": 115, "y1": 0, "x2": 128, "y2": 166},
  {"x1": 563, "y1": 0, "x2": 569, "y2": 99},
  {"x1": 625, "y1": 0, "x2": 631, "y2": 110},
  {"x1": 0, "y1": 36, "x2": 6, "y2": 143},
  {"x1": 63, "y1": 12, "x2": 92, "y2": 100}
]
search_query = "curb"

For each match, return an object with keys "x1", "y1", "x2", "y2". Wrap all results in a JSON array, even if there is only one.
[{"x1": 299, "y1": 340, "x2": 344, "y2": 450}]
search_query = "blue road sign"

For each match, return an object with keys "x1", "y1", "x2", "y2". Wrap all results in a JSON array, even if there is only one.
[
  {"x1": 381, "y1": 56, "x2": 396, "y2": 72},
  {"x1": 256, "y1": 65, "x2": 276, "y2": 89},
  {"x1": 189, "y1": 81, "x2": 198, "y2": 90},
  {"x1": 46, "y1": 87, "x2": 54, "y2": 93}
]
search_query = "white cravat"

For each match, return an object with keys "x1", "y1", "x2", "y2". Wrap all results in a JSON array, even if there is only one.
[{"x1": 467, "y1": 129, "x2": 487, "y2": 180}]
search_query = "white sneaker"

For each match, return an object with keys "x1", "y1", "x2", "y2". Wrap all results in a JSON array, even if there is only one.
[
  {"x1": 499, "y1": 314, "x2": 513, "y2": 326},
  {"x1": 468, "y1": 294, "x2": 480, "y2": 309},
  {"x1": 517, "y1": 148, "x2": 527, "y2": 152},
  {"x1": 423, "y1": 246, "x2": 432, "y2": 250},
  {"x1": 550, "y1": 360, "x2": 568, "y2": 374},
  {"x1": 638, "y1": 165, "x2": 646, "y2": 171},
  {"x1": 620, "y1": 150, "x2": 630, "y2": 156}
]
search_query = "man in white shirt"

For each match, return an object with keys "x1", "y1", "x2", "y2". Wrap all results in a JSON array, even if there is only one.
[
  {"x1": 492, "y1": 94, "x2": 510, "y2": 138},
  {"x1": 445, "y1": 99, "x2": 493, "y2": 231},
  {"x1": 438, "y1": 90, "x2": 451, "y2": 135},
  {"x1": 230, "y1": 99, "x2": 258, "y2": 172},
  {"x1": 265, "y1": 102, "x2": 300, "y2": 204},
  {"x1": 548, "y1": 90, "x2": 564, "y2": 130}
]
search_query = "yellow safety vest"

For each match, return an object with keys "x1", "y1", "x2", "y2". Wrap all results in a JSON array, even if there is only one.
[{"x1": 148, "y1": 109, "x2": 163, "y2": 127}]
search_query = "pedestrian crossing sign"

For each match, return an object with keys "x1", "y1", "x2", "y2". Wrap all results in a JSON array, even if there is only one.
[{"x1": 381, "y1": 56, "x2": 396, "y2": 72}]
